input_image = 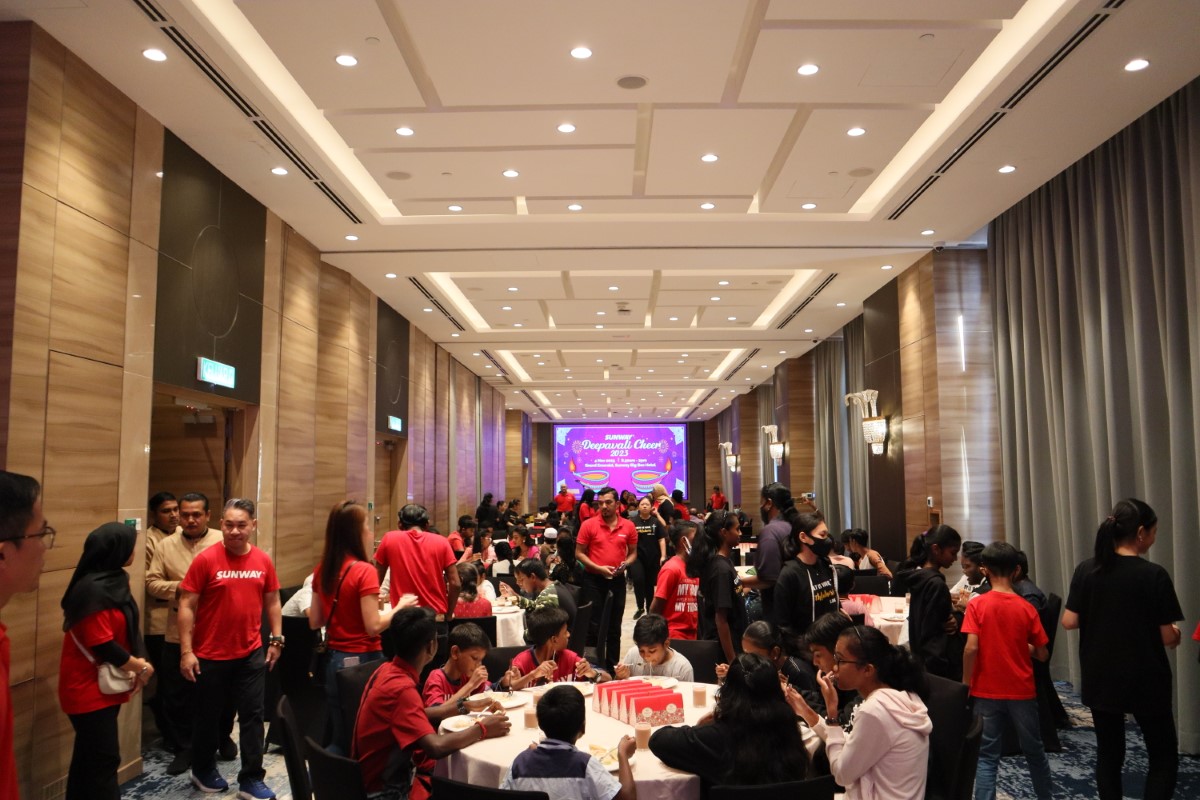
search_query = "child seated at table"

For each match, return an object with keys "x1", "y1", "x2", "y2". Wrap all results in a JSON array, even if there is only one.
[
  {"x1": 422, "y1": 622, "x2": 507, "y2": 713},
  {"x1": 716, "y1": 620, "x2": 814, "y2": 693},
  {"x1": 803, "y1": 611, "x2": 862, "y2": 724},
  {"x1": 836, "y1": 566, "x2": 875, "y2": 626},
  {"x1": 453, "y1": 563, "x2": 495, "y2": 618},
  {"x1": 615, "y1": 614, "x2": 694, "y2": 681},
  {"x1": 510, "y1": 608, "x2": 610, "y2": 689},
  {"x1": 501, "y1": 685, "x2": 636, "y2": 800}
]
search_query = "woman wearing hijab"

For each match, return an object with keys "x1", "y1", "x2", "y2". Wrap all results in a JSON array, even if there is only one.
[{"x1": 59, "y1": 522, "x2": 154, "y2": 800}]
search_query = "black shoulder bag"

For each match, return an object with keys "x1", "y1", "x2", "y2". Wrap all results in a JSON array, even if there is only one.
[{"x1": 308, "y1": 564, "x2": 352, "y2": 686}]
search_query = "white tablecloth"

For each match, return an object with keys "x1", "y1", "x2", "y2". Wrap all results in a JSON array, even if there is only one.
[
  {"x1": 435, "y1": 682, "x2": 819, "y2": 800},
  {"x1": 490, "y1": 606, "x2": 525, "y2": 647},
  {"x1": 868, "y1": 599, "x2": 910, "y2": 647}
]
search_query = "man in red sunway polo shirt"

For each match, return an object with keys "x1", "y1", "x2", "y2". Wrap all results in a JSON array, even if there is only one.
[
  {"x1": 374, "y1": 504, "x2": 460, "y2": 628},
  {"x1": 554, "y1": 483, "x2": 576, "y2": 514},
  {"x1": 0, "y1": 471, "x2": 50, "y2": 800},
  {"x1": 575, "y1": 486, "x2": 637, "y2": 670},
  {"x1": 178, "y1": 498, "x2": 282, "y2": 800}
]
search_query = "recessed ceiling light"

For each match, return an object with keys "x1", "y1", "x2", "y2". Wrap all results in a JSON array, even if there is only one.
[
  {"x1": 155, "y1": 171, "x2": 163, "y2": 178},
  {"x1": 513, "y1": 323, "x2": 523, "y2": 327},
  {"x1": 847, "y1": 127, "x2": 866, "y2": 137},
  {"x1": 271, "y1": 167, "x2": 288, "y2": 176},
  {"x1": 345, "y1": 234, "x2": 359, "y2": 241},
  {"x1": 998, "y1": 165, "x2": 1016, "y2": 174},
  {"x1": 836, "y1": 302, "x2": 846, "y2": 307},
  {"x1": 596, "y1": 358, "x2": 603, "y2": 363},
  {"x1": 385, "y1": 273, "x2": 397, "y2": 279},
  {"x1": 537, "y1": 361, "x2": 545, "y2": 366},
  {"x1": 608, "y1": 286, "x2": 619, "y2": 291},
  {"x1": 571, "y1": 46, "x2": 592, "y2": 59},
  {"x1": 801, "y1": 203, "x2": 817, "y2": 210},
  {"x1": 484, "y1": 364, "x2": 493, "y2": 368},
  {"x1": 881, "y1": 264, "x2": 894, "y2": 270},
  {"x1": 473, "y1": 352, "x2": 481, "y2": 356},
  {"x1": 595, "y1": 324, "x2": 604, "y2": 329},
  {"x1": 422, "y1": 307, "x2": 433, "y2": 313},
  {"x1": 701, "y1": 153, "x2": 719, "y2": 163},
  {"x1": 797, "y1": 63, "x2": 820, "y2": 76},
  {"x1": 1124, "y1": 58, "x2": 1150, "y2": 72},
  {"x1": 448, "y1": 205, "x2": 463, "y2": 212},
  {"x1": 727, "y1": 316, "x2": 737, "y2": 321},
  {"x1": 718, "y1": 280, "x2": 729, "y2": 286},
  {"x1": 396, "y1": 126, "x2": 414, "y2": 137},
  {"x1": 682, "y1": 353, "x2": 688, "y2": 357},
  {"x1": 668, "y1": 316, "x2": 679, "y2": 321},
  {"x1": 710, "y1": 296, "x2": 721, "y2": 301},
  {"x1": 745, "y1": 377, "x2": 751, "y2": 381},
  {"x1": 142, "y1": 48, "x2": 167, "y2": 62},
  {"x1": 567, "y1": 203, "x2": 583, "y2": 211},
  {"x1": 700, "y1": 202, "x2": 715, "y2": 210},
  {"x1": 677, "y1": 360, "x2": 685, "y2": 364},
  {"x1": 557, "y1": 123, "x2": 576, "y2": 133},
  {"x1": 779, "y1": 350, "x2": 787, "y2": 355},
  {"x1": 533, "y1": 354, "x2": 541, "y2": 357},
  {"x1": 564, "y1": 368, "x2": 570, "y2": 372},
  {"x1": 451, "y1": 333, "x2": 460, "y2": 338},
  {"x1": 804, "y1": 328, "x2": 814, "y2": 333},
  {"x1": 501, "y1": 306, "x2": 512, "y2": 311},
  {"x1": 502, "y1": 169, "x2": 520, "y2": 178},
  {"x1": 921, "y1": 229, "x2": 935, "y2": 236},
  {"x1": 648, "y1": 369, "x2": 655, "y2": 373},
  {"x1": 335, "y1": 54, "x2": 358, "y2": 67}
]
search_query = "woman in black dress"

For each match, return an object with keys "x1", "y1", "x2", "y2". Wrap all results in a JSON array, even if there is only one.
[{"x1": 1062, "y1": 498, "x2": 1183, "y2": 800}]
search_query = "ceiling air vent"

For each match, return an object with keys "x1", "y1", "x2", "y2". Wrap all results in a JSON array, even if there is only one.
[
  {"x1": 407, "y1": 278, "x2": 465, "y2": 331},
  {"x1": 723, "y1": 348, "x2": 760, "y2": 380},
  {"x1": 685, "y1": 389, "x2": 719, "y2": 420},
  {"x1": 776, "y1": 274, "x2": 837, "y2": 330}
]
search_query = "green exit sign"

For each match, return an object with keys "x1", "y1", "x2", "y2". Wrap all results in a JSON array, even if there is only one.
[
  {"x1": 388, "y1": 415, "x2": 403, "y2": 433},
  {"x1": 197, "y1": 357, "x2": 236, "y2": 388}
]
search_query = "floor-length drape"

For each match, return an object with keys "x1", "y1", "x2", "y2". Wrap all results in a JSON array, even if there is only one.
[
  {"x1": 989, "y1": 78, "x2": 1199, "y2": 751},
  {"x1": 813, "y1": 339, "x2": 849, "y2": 537},
  {"x1": 842, "y1": 317, "x2": 870, "y2": 531}
]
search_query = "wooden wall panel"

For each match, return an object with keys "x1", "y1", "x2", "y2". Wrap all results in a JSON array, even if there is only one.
[
  {"x1": 488, "y1": 385, "x2": 506, "y2": 502},
  {"x1": 275, "y1": 317, "x2": 318, "y2": 585},
  {"x1": 505, "y1": 410, "x2": 531, "y2": 513},
  {"x1": 453, "y1": 360, "x2": 476, "y2": 524},
  {"x1": 785, "y1": 354, "x2": 816, "y2": 494},
  {"x1": 346, "y1": 279, "x2": 372, "y2": 497},
  {"x1": 29, "y1": 569, "x2": 73, "y2": 794},
  {"x1": 736, "y1": 392, "x2": 762, "y2": 508},
  {"x1": 21, "y1": 27, "x2": 63, "y2": 198},
  {"x1": 48, "y1": 204, "x2": 129, "y2": 365},
  {"x1": 314, "y1": 265, "x2": 351, "y2": 560},
  {"x1": 281, "y1": 234, "x2": 320, "y2": 333},
  {"x1": 433, "y1": 346, "x2": 451, "y2": 526}
]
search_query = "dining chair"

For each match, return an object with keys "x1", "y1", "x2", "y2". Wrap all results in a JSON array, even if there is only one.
[
  {"x1": 451, "y1": 615, "x2": 498, "y2": 647},
  {"x1": 430, "y1": 775, "x2": 549, "y2": 799},
  {"x1": 334, "y1": 659, "x2": 386, "y2": 755},
  {"x1": 709, "y1": 774, "x2": 836, "y2": 800},
  {"x1": 851, "y1": 574, "x2": 890, "y2": 597},
  {"x1": 668, "y1": 638, "x2": 724, "y2": 684},
  {"x1": 567, "y1": 601, "x2": 592, "y2": 657},
  {"x1": 483, "y1": 644, "x2": 528, "y2": 683},
  {"x1": 923, "y1": 674, "x2": 972, "y2": 800},
  {"x1": 275, "y1": 696, "x2": 312, "y2": 800},
  {"x1": 954, "y1": 713, "x2": 984, "y2": 800},
  {"x1": 303, "y1": 735, "x2": 369, "y2": 800}
]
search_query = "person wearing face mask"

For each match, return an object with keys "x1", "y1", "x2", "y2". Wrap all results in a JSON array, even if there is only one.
[
  {"x1": 740, "y1": 482, "x2": 798, "y2": 626},
  {"x1": 773, "y1": 510, "x2": 840, "y2": 641},
  {"x1": 650, "y1": 521, "x2": 700, "y2": 640}
]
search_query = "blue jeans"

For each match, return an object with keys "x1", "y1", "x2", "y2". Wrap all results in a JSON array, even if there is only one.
[
  {"x1": 973, "y1": 697, "x2": 1053, "y2": 800},
  {"x1": 325, "y1": 648, "x2": 385, "y2": 755}
]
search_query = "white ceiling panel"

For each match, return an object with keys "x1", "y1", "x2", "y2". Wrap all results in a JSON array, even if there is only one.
[
  {"x1": 330, "y1": 108, "x2": 639, "y2": 150},
  {"x1": 525, "y1": 197, "x2": 754, "y2": 215},
  {"x1": 454, "y1": 275, "x2": 568, "y2": 300},
  {"x1": 645, "y1": 109, "x2": 795, "y2": 196},
  {"x1": 393, "y1": 199, "x2": 516, "y2": 216},
  {"x1": 766, "y1": 0, "x2": 1024, "y2": 22}
]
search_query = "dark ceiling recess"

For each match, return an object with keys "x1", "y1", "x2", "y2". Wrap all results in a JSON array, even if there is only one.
[
  {"x1": 128, "y1": 0, "x2": 362, "y2": 224},
  {"x1": 722, "y1": 348, "x2": 761, "y2": 381},
  {"x1": 888, "y1": 3, "x2": 1124, "y2": 220},
  {"x1": 776, "y1": 274, "x2": 837, "y2": 330},
  {"x1": 407, "y1": 278, "x2": 466, "y2": 330},
  {"x1": 685, "y1": 389, "x2": 718, "y2": 420}
]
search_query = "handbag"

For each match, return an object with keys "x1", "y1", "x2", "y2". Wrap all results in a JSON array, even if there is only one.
[
  {"x1": 70, "y1": 630, "x2": 134, "y2": 695},
  {"x1": 308, "y1": 565, "x2": 352, "y2": 686}
]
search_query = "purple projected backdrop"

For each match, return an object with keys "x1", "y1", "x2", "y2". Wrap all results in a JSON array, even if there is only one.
[{"x1": 553, "y1": 424, "x2": 688, "y2": 496}]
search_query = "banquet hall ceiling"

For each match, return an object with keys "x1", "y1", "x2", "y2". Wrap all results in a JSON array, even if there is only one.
[{"x1": 3, "y1": 0, "x2": 1197, "y2": 421}]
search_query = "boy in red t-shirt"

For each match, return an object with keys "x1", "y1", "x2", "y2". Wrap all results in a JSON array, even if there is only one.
[
  {"x1": 509, "y1": 608, "x2": 609, "y2": 688},
  {"x1": 962, "y1": 542, "x2": 1054, "y2": 800},
  {"x1": 421, "y1": 622, "x2": 509, "y2": 712}
]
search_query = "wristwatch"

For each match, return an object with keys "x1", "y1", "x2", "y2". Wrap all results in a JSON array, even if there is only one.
[
  {"x1": 824, "y1": 716, "x2": 840, "y2": 727},
  {"x1": 267, "y1": 634, "x2": 286, "y2": 648}
]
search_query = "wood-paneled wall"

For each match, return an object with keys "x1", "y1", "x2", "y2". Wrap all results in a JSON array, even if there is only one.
[
  {"x1": 773, "y1": 354, "x2": 816, "y2": 494},
  {"x1": 736, "y1": 391, "x2": 763, "y2": 517},
  {"x1": 898, "y1": 256, "x2": 943, "y2": 542},
  {"x1": 505, "y1": 410, "x2": 532, "y2": 513}
]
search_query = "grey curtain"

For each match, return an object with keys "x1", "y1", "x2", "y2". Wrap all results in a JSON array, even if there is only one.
[
  {"x1": 842, "y1": 316, "x2": 870, "y2": 530},
  {"x1": 757, "y1": 380, "x2": 777, "y2": 483},
  {"x1": 813, "y1": 338, "x2": 849, "y2": 536},
  {"x1": 989, "y1": 78, "x2": 1199, "y2": 751}
]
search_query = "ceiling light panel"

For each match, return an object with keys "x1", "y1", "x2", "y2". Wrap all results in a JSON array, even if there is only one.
[
  {"x1": 390, "y1": 199, "x2": 516, "y2": 216},
  {"x1": 400, "y1": 1, "x2": 746, "y2": 105},
  {"x1": 359, "y1": 148, "x2": 633, "y2": 199},
  {"x1": 523, "y1": 197, "x2": 753, "y2": 215},
  {"x1": 238, "y1": 0, "x2": 424, "y2": 109},
  {"x1": 763, "y1": 107, "x2": 931, "y2": 213},
  {"x1": 645, "y1": 109, "x2": 794, "y2": 195},
  {"x1": 764, "y1": 0, "x2": 1023, "y2": 21},
  {"x1": 568, "y1": 273, "x2": 654, "y2": 298},
  {"x1": 697, "y1": 305, "x2": 761, "y2": 326},
  {"x1": 448, "y1": 275, "x2": 569, "y2": 301},
  {"x1": 330, "y1": 109, "x2": 638, "y2": 149},
  {"x1": 741, "y1": 27, "x2": 1001, "y2": 105}
]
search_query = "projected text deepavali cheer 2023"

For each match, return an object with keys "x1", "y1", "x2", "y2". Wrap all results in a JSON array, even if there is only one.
[{"x1": 553, "y1": 424, "x2": 688, "y2": 495}]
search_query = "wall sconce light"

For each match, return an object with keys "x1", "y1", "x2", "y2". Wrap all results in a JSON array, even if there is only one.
[
  {"x1": 761, "y1": 425, "x2": 785, "y2": 467},
  {"x1": 717, "y1": 441, "x2": 739, "y2": 472},
  {"x1": 844, "y1": 390, "x2": 888, "y2": 455}
]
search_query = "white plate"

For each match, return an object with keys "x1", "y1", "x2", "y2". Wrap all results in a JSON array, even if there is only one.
[
  {"x1": 586, "y1": 743, "x2": 636, "y2": 772},
  {"x1": 880, "y1": 614, "x2": 907, "y2": 622},
  {"x1": 524, "y1": 681, "x2": 594, "y2": 698},
  {"x1": 492, "y1": 605, "x2": 523, "y2": 614},
  {"x1": 634, "y1": 675, "x2": 678, "y2": 689},
  {"x1": 440, "y1": 715, "x2": 475, "y2": 733},
  {"x1": 479, "y1": 691, "x2": 529, "y2": 709}
]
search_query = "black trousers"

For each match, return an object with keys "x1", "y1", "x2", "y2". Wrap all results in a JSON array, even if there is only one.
[
  {"x1": 161, "y1": 642, "x2": 236, "y2": 753},
  {"x1": 629, "y1": 552, "x2": 660, "y2": 614},
  {"x1": 1091, "y1": 707, "x2": 1178, "y2": 800},
  {"x1": 193, "y1": 649, "x2": 266, "y2": 782},
  {"x1": 581, "y1": 572, "x2": 626, "y2": 669},
  {"x1": 67, "y1": 704, "x2": 121, "y2": 800}
]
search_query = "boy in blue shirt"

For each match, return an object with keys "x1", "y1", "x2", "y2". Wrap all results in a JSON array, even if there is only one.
[{"x1": 501, "y1": 685, "x2": 636, "y2": 800}]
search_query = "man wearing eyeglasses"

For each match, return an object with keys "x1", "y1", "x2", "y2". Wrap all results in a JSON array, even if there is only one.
[{"x1": 1, "y1": 470, "x2": 52, "y2": 800}]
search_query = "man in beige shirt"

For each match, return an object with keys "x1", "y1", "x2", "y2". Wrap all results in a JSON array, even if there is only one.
[
  {"x1": 146, "y1": 492, "x2": 228, "y2": 775},
  {"x1": 145, "y1": 492, "x2": 180, "y2": 751}
]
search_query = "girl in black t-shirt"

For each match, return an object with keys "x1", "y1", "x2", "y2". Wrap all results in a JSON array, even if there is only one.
[
  {"x1": 774, "y1": 510, "x2": 840, "y2": 640},
  {"x1": 1062, "y1": 498, "x2": 1183, "y2": 800},
  {"x1": 687, "y1": 510, "x2": 746, "y2": 662},
  {"x1": 893, "y1": 525, "x2": 962, "y2": 679}
]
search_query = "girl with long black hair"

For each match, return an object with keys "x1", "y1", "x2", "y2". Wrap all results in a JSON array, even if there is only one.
[
  {"x1": 59, "y1": 522, "x2": 153, "y2": 800},
  {"x1": 894, "y1": 524, "x2": 961, "y2": 678},
  {"x1": 687, "y1": 510, "x2": 745, "y2": 662},
  {"x1": 650, "y1": 652, "x2": 810, "y2": 786},
  {"x1": 774, "y1": 509, "x2": 840, "y2": 639},
  {"x1": 787, "y1": 625, "x2": 931, "y2": 799},
  {"x1": 1062, "y1": 498, "x2": 1182, "y2": 800},
  {"x1": 629, "y1": 495, "x2": 667, "y2": 619}
]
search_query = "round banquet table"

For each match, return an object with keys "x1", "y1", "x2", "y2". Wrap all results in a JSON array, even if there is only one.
[
  {"x1": 434, "y1": 681, "x2": 821, "y2": 800},
  {"x1": 489, "y1": 604, "x2": 525, "y2": 647},
  {"x1": 867, "y1": 598, "x2": 910, "y2": 647}
]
